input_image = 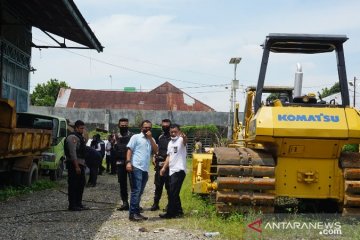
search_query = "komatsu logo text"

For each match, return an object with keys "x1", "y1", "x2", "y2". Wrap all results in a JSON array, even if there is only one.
[{"x1": 278, "y1": 114, "x2": 339, "y2": 122}]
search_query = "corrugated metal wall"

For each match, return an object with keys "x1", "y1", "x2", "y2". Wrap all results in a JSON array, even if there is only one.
[{"x1": 1, "y1": 5, "x2": 32, "y2": 112}]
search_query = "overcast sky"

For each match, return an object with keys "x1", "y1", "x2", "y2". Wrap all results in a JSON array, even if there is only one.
[{"x1": 30, "y1": 0, "x2": 360, "y2": 112}]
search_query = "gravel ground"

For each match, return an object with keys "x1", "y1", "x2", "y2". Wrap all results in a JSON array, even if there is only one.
[{"x1": 0, "y1": 170, "x2": 207, "y2": 240}]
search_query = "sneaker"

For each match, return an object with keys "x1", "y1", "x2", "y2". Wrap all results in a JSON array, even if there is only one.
[
  {"x1": 117, "y1": 203, "x2": 129, "y2": 211},
  {"x1": 159, "y1": 213, "x2": 175, "y2": 219},
  {"x1": 129, "y1": 213, "x2": 144, "y2": 221},
  {"x1": 68, "y1": 206, "x2": 82, "y2": 211},
  {"x1": 139, "y1": 206, "x2": 144, "y2": 213},
  {"x1": 138, "y1": 213, "x2": 148, "y2": 220},
  {"x1": 150, "y1": 204, "x2": 160, "y2": 211},
  {"x1": 79, "y1": 204, "x2": 90, "y2": 210}
]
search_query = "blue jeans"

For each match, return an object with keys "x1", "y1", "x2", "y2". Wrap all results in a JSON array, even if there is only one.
[{"x1": 129, "y1": 167, "x2": 148, "y2": 215}]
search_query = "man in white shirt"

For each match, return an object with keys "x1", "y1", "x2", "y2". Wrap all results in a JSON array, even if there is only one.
[{"x1": 159, "y1": 124, "x2": 187, "y2": 219}]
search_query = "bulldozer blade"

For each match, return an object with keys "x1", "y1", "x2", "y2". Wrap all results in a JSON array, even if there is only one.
[
  {"x1": 344, "y1": 194, "x2": 360, "y2": 207},
  {"x1": 344, "y1": 168, "x2": 360, "y2": 180},
  {"x1": 217, "y1": 165, "x2": 275, "y2": 177},
  {"x1": 214, "y1": 147, "x2": 275, "y2": 166},
  {"x1": 340, "y1": 152, "x2": 360, "y2": 168},
  {"x1": 345, "y1": 181, "x2": 360, "y2": 194},
  {"x1": 216, "y1": 191, "x2": 274, "y2": 205},
  {"x1": 217, "y1": 177, "x2": 275, "y2": 190}
]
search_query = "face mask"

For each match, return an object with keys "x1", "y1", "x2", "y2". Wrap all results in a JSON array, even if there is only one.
[
  {"x1": 171, "y1": 136, "x2": 179, "y2": 141},
  {"x1": 119, "y1": 127, "x2": 128, "y2": 135},
  {"x1": 162, "y1": 126, "x2": 170, "y2": 133}
]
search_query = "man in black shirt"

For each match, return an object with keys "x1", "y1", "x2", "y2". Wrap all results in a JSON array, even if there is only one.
[
  {"x1": 150, "y1": 119, "x2": 171, "y2": 211},
  {"x1": 114, "y1": 118, "x2": 133, "y2": 211},
  {"x1": 64, "y1": 120, "x2": 88, "y2": 211}
]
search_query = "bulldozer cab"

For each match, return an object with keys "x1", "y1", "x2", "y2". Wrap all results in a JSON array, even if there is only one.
[
  {"x1": 242, "y1": 86, "x2": 294, "y2": 140},
  {"x1": 254, "y1": 33, "x2": 349, "y2": 113}
]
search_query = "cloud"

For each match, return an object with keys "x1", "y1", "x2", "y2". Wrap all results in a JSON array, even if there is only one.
[{"x1": 30, "y1": 1, "x2": 360, "y2": 112}]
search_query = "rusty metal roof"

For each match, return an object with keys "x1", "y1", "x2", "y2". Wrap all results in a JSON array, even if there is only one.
[
  {"x1": 3, "y1": 0, "x2": 103, "y2": 52},
  {"x1": 56, "y1": 82, "x2": 215, "y2": 112}
]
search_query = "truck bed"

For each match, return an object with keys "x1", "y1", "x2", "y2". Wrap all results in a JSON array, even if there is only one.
[
  {"x1": 0, "y1": 98, "x2": 52, "y2": 159},
  {"x1": 0, "y1": 127, "x2": 52, "y2": 159}
]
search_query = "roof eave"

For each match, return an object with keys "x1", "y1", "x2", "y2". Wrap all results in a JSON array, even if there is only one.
[{"x1": 62, "y1": 0, "x2": 103, "y2": 52}]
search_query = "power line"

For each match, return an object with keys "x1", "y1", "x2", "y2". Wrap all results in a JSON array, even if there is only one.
[
  {"x1": 101, "y1": 52, "x2": 229, "y2": 79},
  {"x1": 32, "y1": 36, "x2": 227, "y2": 87}
]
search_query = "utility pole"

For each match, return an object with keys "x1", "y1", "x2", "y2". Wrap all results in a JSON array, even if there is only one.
[
  {"x1": 354, "y1": 76, "x2": 357, "y2": 108},
  {"x1": 350, "y1": 76, "x2": 357, "y2": 108},
  {"x1": 227, "y1": 57, "x2": 241, "y2": 140}
]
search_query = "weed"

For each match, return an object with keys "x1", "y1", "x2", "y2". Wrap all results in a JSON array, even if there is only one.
[{"x1": 0, "y1": 180, "x2": 58, "y2": 201}]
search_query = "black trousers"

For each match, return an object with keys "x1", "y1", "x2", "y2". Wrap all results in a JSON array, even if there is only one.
[
  {"x1": 87, "y1": 162, "x2": 98, "y2": 185},
  {"x1": 110, "y1": 156, "x2": 117, "y2": 174},
  {"x1": 117, "y1": 163, "x2": 129, "y2": 203},
  {"x1": 67, "y1": 164, "x2": 86, "y2": 208},
  {"x1": 98, "y1": 156, "x2": 105, "y2": 174},
  {"x1": 167, "y1": 170, "x2": 185, "y2": 216},
  {"x1": 106, "y1": 155, "x2": 111, "y2": 172},
  {"x1": 153, "y1": 167, "x2": 169, "y2": 203}
]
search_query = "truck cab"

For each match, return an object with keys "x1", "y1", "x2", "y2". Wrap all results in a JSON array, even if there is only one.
[{"x1": 17, "y1": 112, "x2": 67, "y2": 180}]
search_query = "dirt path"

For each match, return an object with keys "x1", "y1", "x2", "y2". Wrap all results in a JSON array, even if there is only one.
[{"x1": 0, "y1": 169, "x2": 207, "y2": 240}]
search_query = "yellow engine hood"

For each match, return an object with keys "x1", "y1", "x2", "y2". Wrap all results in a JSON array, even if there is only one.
[{"x1": 249, "y1": 106, "x2": 355, "y2": 139}]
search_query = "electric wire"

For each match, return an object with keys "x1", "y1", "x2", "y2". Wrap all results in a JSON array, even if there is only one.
[{"x1": 32, "y1": 35, "x2": 228, "y2": 88}]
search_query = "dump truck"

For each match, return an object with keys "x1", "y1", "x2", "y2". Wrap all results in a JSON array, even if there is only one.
[
  {"x1": 0, "y1": 99, "x2": 52, "y2": 186},
  {"x1": 193, "y1": 33, "x2": 360, "y2": 215},
  {"x1": 16, "y1": 112, "x2": 68, "y2": 181}
]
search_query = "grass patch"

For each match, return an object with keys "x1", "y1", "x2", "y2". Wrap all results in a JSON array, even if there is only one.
[
  {"x1": 0, "y1": 179, "x2": 58, "y2": 201},
  {"x1": 176, "y1": 158, "x2": 251, "y2": 239}
]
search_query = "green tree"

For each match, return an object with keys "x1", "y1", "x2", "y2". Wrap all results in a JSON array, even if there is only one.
[
  {"x1": 319, "y1": 82, "x2": 340, "y2": 98},
  {"x1": 30, "y1": 79, "x2": 70, "y2": 106}
]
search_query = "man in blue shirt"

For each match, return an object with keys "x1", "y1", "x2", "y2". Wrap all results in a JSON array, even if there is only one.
[{"x1": 126, "y1": 120, "x2": 158, "y2": 221}]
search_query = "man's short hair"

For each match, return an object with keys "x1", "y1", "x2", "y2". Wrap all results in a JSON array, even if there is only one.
[
  {"x1": 170, "y1": 123, "x2": 180, "y2": 130},
  {"x1": 162, "y1": 119, "x2": 171, "y2": 124},
  {"x1": 141, "y1": 120, "x2": 152, "y2": 127},
  {"x1": 74, "y1": 120, "x2": 85, "y2": 128},
  {"x1": 119, "y1": 118, "x2": 129, "y2": 123}
]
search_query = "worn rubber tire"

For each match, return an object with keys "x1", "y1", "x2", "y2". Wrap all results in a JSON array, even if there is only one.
[{"x1": 22, "y1": 163, "x2": 38, "y2": 186}]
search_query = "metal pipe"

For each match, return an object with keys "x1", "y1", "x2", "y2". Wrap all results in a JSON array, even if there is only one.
[{"x1": 294, "y1": 63, "x2": 303, "y2": 97}]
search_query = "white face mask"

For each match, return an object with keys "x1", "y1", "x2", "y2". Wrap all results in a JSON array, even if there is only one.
[{"x1": 171, "y1": 136, "x2": 179, "y2": 141}]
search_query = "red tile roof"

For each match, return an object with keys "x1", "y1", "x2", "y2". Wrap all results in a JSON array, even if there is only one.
[{"x1": 56, "y1": 82, "x2": 214, "y2": 112}]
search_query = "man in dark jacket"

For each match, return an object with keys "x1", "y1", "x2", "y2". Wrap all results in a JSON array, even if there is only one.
[
  {"x1": 91, "y1": 134, "x2": 106, "y2": 175},
  {"x1": 64, "y1": 120, "x2": 88, "y2": 211},
  {"x1": 113, "y1": 118, "x2": 133, "y2": 211},
  {"x1": 150, "y1": 119, "x2": 171, "y2": 211},
  {"x1": 85, "y1": 146, "x2": 102, "y2": 187}
]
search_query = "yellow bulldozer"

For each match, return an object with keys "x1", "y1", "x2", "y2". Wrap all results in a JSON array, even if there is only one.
[{"x1": 192, "y1": 33, "x2": 360, "y2": 215}]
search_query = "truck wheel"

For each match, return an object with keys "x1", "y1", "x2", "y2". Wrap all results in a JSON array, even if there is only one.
[
  {"x1": 50, "y1": 158, "x2": 65, "y2": 181},
  {"x1": 22, "y1": 163, "x2": 38, "y2": 186}
]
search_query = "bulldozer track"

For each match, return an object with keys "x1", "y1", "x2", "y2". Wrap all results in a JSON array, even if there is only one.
[
  {"x1": 214, "y1": 147, "x2": 275, "y2": 214},
  {"x1": 341, "y1": 152, "x2": 360, "y2": 215}
]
